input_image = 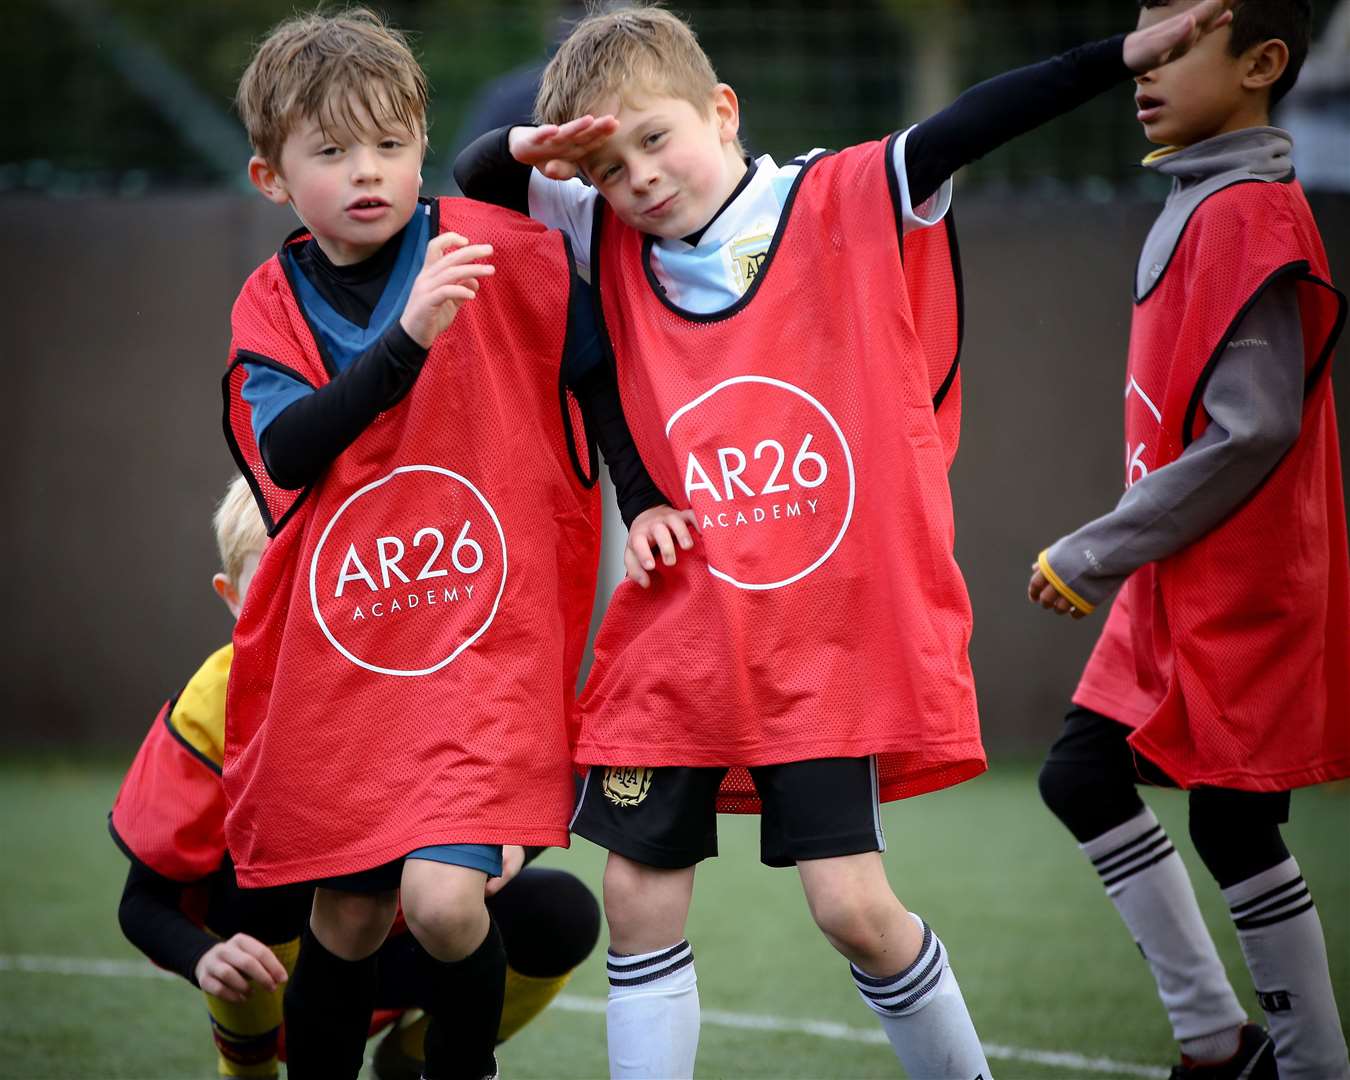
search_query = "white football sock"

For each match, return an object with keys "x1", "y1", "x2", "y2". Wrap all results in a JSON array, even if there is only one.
[
  {"x1": 852, "y1": 914, "x2": 992, "y2": 1079},
  {"x1": 606, "y1": 940, "x2": 699, "y2": 1079},
  {"x1": 1224, "y1": 858, "x2": 1350, "y2": 1079},
  {"x1": 1082, "y1": 806, "x2": 1246, "y2": 1047}
]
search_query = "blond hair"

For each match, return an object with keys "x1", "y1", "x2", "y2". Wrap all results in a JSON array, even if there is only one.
[
  {"x1": 536, "y1": 5, "x2": 723, "y2": 125},
  {"x1": 213, "y1": 475, "x2": 268, "y2": 585},
  {"x1": 236, "y1": 7, "x2": 428, "y2": 166}
]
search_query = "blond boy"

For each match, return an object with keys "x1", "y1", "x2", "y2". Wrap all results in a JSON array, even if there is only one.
[{"x1": 455, "y1": 4, "x2": 1237, "y2": 1076}]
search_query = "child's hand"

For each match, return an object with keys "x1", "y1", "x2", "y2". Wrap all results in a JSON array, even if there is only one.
[
  {"x1": 625, "y1": 505, "x2": 698, "y2": 589},
  {"x1": 193, "y1": 932, "x2": 289, "y2": 1003},
  {"x1": 485, "y1": 845, "x2": 526, "y2": 898},
  {"x1": 508, "y1": 115, "x2": 621, "y2": 181},
  {"x1": 1124, "y1": 0, "x2": 1233, "y2": 72},
  {"x1": 399, "y1": 232, "x2": 495, "y2": 348},
  {"x1": 1028, "y1": 562, "x2": 1088, "y2": 619}
]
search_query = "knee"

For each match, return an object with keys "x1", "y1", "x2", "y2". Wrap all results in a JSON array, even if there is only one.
[
  {"x1": 602, "y1": 857, "x2": 691, "y2": 948},
  {"x1": 403, "y1": 885, "x2": 488, "y2": 962},
  {"x1": 1038, "y1": 757, "x2": 1143, "y2": 843},
  {"x1": 311, "y1": 889, "x2": 398, "y2": 960},
  {"x1": 806, "y1": 888, "x2": 902, "y2": 962},
  {"x1": 1038, "y1": 756, "x2": 1092, "y2": 822},
  {"x1": 1189, "y1": 795, "x2": 1289, "y2": 889}
]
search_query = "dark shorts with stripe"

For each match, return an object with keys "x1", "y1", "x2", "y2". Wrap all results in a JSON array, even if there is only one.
[{"x1": 570, "y1": 757, "x2": 884, "y2": 869}]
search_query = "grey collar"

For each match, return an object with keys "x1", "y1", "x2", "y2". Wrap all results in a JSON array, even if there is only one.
[{"x1": 1136, "y1": 128, "x2": 1295, "y2": 300}]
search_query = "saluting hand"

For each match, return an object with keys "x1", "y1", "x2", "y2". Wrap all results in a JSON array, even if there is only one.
[
  {"x1": 399, "y1": 232, "x2": 496, "y2": 348},
  {"x1": 508, "y1": 115, "x2": 621, "y2": 182},
  {"x1": 1124, "y1": 0, "x2": 1234, "y2": 72}
]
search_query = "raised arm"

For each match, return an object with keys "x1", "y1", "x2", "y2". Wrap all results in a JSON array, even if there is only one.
[{"x1": 905, "y1": 0, "x2": 1234, "y2": 208}]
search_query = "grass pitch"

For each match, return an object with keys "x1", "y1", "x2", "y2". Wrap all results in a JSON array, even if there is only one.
[{"x1": 1, "y1": 757, "x2": 1345, "y2": 1079}]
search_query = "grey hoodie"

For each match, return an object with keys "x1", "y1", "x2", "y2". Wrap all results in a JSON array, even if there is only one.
[{"x1": 1044, "y1": 128, "x2": 1307, "y2": 608}]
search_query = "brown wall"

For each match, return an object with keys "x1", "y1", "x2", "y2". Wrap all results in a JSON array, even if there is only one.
[{"x1": 3, "y1": 192, "x2": 1347, "y2": 752}]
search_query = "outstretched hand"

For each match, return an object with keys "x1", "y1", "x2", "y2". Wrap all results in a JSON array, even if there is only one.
[
  {"x1": 508, "y1": 115, "x2": 621, "y2": 181},
  {"x1": 1124, "y1": 0, "x2": 1234, "y2": 72}
]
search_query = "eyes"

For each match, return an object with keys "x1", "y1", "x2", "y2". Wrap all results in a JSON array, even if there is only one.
[
  {"x1": 315, "y1": 136, "x2": 408, "y2": 158},
  {"x1": 595, "y1": 130, "x2": 667, "y2": 184}
]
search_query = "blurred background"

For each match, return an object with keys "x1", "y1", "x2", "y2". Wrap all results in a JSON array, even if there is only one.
[{"x1": 2, "y1": 0, "x2": 1348, "y2": 755}]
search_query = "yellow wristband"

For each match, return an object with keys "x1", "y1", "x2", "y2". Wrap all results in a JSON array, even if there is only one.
[{"x1": 1037, "y1": 550, "x2": 1095, "y2": 614}]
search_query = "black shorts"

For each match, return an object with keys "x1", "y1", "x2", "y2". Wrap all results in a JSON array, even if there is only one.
[{"x1": 570, "y1": 757, "x2": 885, "y2": 869}]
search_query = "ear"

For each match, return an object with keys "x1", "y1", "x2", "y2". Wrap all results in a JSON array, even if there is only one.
[
  {"x1": 1241, "y1": 38, "x2": 1290, "y2": 96},
  {"x1": 249, "y1": 155, "x2": 291, "y2": 206},
  {"x1": 212, "y1": 573, "x2": 243, "y2": 619},
  {"x1": 711, "y1": 83, "x2": 741, "y2": 145}
]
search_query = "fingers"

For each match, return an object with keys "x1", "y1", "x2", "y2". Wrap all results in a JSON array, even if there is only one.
[
  {"x1": 649, "y1": 523, "x2": 679, "y2": 567},
  {"x1": 237, "y1": 935, "x2": 289, "y2": 985},
  {"x1": 484, "y1": 874, "x2": 506, "y2": 897},
  {"x1": 667, "y1": 512, "x2": 697, "y2": 552},
  {"x1": 541, "y1": 159, "x2": 580, "y2": 181},
  {"x1": 623, "y1": 545, "x2": 651, "y2": 589}
]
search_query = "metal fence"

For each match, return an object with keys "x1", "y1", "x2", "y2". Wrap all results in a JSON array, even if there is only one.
[{"x1": 5, "y1": 0, "x2": 1340, "y2": 198}]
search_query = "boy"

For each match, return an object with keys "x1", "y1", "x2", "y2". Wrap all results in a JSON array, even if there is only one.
[
  {"x1": 455, "y1": 4, "x2": 1236, "y2": 1076},
  {"x1": 110, "y1": 475, "x2": 603, "y2": 1079},
  {"x1": 1028, "y1": 2, "x2": 1350, "y2": 1077},
  {"x1": 222, "y1": 10, "x2": 663, "y2": 1078}
]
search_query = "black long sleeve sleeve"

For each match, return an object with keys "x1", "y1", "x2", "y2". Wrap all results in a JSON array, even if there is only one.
[
  {"x1": 117, "y1": 863, "x2": 215, "y2": 985},
  {"x1": 562, "y1": 275, "x2": 667, "y2": 526},
  {"x1": 904, "y1": 34, "x2": 1130, "y2": 209},
  {"x1": 454, "y1": 126, "x2": 533, "y2": 214},
  {"x1": 258, "y1": 323, "x2": 429, "y2": 490}
]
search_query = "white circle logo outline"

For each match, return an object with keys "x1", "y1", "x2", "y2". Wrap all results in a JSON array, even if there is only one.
[
  {"x1": 664, "y1": 375, "x2": 855, "y2": 591},
  {"x1": 308, "y1": 465, "x2": 508, "y2": 676}
]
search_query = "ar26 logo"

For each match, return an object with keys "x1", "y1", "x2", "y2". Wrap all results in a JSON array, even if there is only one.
[
  {"x1": 309, "y1": 465, "x2": 507, "y2": 677},
  {"x1": 665, "y1": 375, "x2": 855, "y2": 591}
]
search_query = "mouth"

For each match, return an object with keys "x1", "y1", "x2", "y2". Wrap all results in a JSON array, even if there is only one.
[
  {"x1": 642, "y1": 194, "x2": 677, "y2": 218},
  {"x1": 1135, "y1": 94, "x2": 1166, "y2": 124},
  {"x1": 346, "y1": 197, "x2": 391, "y2": 219}
]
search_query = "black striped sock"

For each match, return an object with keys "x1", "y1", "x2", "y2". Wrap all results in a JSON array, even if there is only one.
[
  {"x1": 851, "y1": 918, "x2": 947, "y2": 1017},
  {"x1": 1082, "y1": 806, "x2": 1178, "y2": 896},
  {"x1": 607, "y1": 940, "x2": 694, "y2": 990}
]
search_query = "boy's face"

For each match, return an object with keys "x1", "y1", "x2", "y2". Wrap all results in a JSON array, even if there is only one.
[
  {"x1": 250, "y1": 95, "x2": 424, "y2": 265},
  {"x1": 212, "y1": 551, "x2": 260, "y2": 622},
  {"x1": 580, "y1": 86, "x2": 746, "y2": 240},
  {"x1": 1133, "y1": 1, "x2": 1254, "y2": 147}
]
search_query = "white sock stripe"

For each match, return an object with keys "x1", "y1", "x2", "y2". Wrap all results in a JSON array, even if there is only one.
[
  {"x1": 1234, "y1": 894, "x2": 1315, "y2": 932},
  {"x1": 851, "y1": 944, "x2": 946, "y2": 1009},
  {"x1": 1219, "y1": 857, "x2": 1301, "y2": 906},
  {"x1": 1229, "y1": 876, "x2": 1305, "y2": 916},
  {"x1": 606, "y1": 941, "x2": 693, "y2": 987},
  {"x1": 864, "y1": 965, "x2": 945, "y2": 1014},
  {"x1": 850, "y1": 924, "x2": 940, "y2": 993},
  {"x1": 1080, "y1": 807, "x2": 1159, "y2": 860},
  {"x1": 1089, "y1": 824, "x2": 1166, "y2": 869},
  {"x1": 607, "y1": 950, "x2": 695, "y2": 988},
  {"x1": 1093, "y1": 831, "x2": 1173, "y2": 877},
  {"x1": 1099, "y1": 842, "x2": 1178, "y2": 890}
]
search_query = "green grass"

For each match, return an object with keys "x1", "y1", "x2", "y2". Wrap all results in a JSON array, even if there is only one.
[{"x1": 1, "y1": 759, "x2": 1346, "y2": 1079}]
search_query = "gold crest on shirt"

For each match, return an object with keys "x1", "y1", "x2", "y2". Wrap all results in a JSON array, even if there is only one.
[
  {"x1": 601, "y1": 766, "x2": 654, "y2": 807},
  {"x1": 729, "y1": 232, "x2": 772, "y2": 294}
]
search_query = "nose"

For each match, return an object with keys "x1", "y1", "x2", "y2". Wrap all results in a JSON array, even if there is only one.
[
  {"x1": 631, "y1": 165, "x2": 659, "y2": 195},
  {"x1": 350, "y1": 146, "x2": 382, "y2": 183}
]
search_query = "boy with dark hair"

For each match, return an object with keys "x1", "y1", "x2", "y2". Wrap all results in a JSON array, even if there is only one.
[
  {"x1": 1029, "y1": 2, "x2": 1349, "y2": 1077},
  {"x1": 455, "y1": 3, "x2": 1238, "y2": 1075},
  {"x1": 221, "y1": 9, "x2": 671, "y2": 1078},
  {"x1": 111, "y1": 476, "x2": 603, "y2": 1079}
]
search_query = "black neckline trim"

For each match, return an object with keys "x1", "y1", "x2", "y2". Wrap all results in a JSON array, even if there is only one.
[
  {"x1": 638, "y1": 151, "x2": 834, "y2": 324},
  {"x1": 680, "y1": 157, "x2": 757, "y2": 248}
]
